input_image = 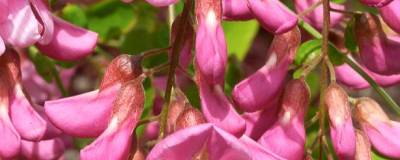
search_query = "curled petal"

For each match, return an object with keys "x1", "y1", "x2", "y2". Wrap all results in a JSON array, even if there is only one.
[
  {"x1": 10, "y1": 84, "x2": 47, "y2": 141},
  {"x1": 324, "y1": 84, "x2": 356, "y2": 160},
  {"x1": 45, "y1": 85, "x2": 120, "y2": 138},
  {"x1": 358, "y1": 0, "x2": 393, "y2": 7},
  {"x1": 29, "y1": 0, "x2": 55, "y2": 44},
  {"x1": 37, "y1": 16, "x2": 98, "y2": 61},
  {"x1": 232, "y1": 27, "x2": 300, "y2": 112},
  {"x1": 81, "y1": 78, "x2": 145, "y2": 160},
  {"x1": 355, "y1": 13, "x2": 400, "y2": 75},
  {"x1": 145, "y1": 0, "x2": 178, "y2": 7},
  {"x1": 247, "y1": 0, "x2": 297, "y2": 34},
  {"x1": 363, "y1": 121, "x2": 400, "y2": 158},
  {"x1": 258, "y1": 79, "x2": 310, "y2": 160},
  {"x1": 21, "y1": 137, "x2": 65, "y2": 160},
  {"x1": 294, "y1": 0, "x2": 344, "y2": 30},
  {"x1": 379, "y1": 0, "x2": 400, "y2": 34},
  {"x1": 222, "y1": 0, "x2": 254, "y2": 20},
  {"x1": 0, "y1": 0, "x2": 41, "y2": 47},
  {"x1": 197, "y1": 73, "x2": 246, "y2": 137}
]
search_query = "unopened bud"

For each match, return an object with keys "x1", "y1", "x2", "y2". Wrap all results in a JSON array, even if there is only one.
[{"x1": 175, "y1": 108, "x2": 206, "y2": 131}]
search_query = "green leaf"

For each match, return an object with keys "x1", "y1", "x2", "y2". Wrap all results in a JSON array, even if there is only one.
[
  {"x1": 28, "y1": 47, "x2": 55, "y2": 83},
  {"x1": 372, "y1": 152, "x2": 390, "y2": 160},
  {"x1": 344, "y1": 17, "x2": 358, "y2": 52},
  {"x1": 223, "y1": 20, "x2": 259, "y2": 60},
  {"x1": 328, "y1": 43, "x2": 345, "y2": 65},
  {"x1": 295, "y1": 39, "x2": 322, "y2": 66},
  {"x1": 62, "y1": 4, "x2": 87, "y2": 27}
]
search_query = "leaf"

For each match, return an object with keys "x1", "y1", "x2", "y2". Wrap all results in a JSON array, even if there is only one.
[
  {"x1": 223, "y1": 20, "x2": 259, "y2": 60},
  {"x1": 28, "y1": 47, "x2": 56, "y2": 83},
  {"x1": 328, "y1": 42, "x2": 345, "y2": 65},
  {"x1": 344, "y1": 17, "x2": 358, "y2": 53},
  {"x1": 295, "y1": 39, "x2": 322, "y2": 66},
  {"x1": 62, "y1": 4, "x2": 87, "y2": 27}
]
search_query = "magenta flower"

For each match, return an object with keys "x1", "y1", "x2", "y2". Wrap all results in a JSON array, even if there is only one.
[
  {"x1": 80, "y1": 79, "x2": 145, "y2": 160},
  {"x1": 379, "y1": 0, "x2": 400, "y2": 34},
  {"x1": 355, "y1": 130, "x2": 372, "y2": 160},
  {"x1": 324, "y1": 84, "x2": 356, "y2": 160},
  {"x1": 195, "y1": 0, "x2": 227, "y2": 85},
  {"x1": 20, "y1": 137, "x2": 67, "y2": 160},
  {"x1": 335, "y1": 57, "x2": 400, "y2": 89},
  {"x1": 175, "y1": 108, "x2": 207, "y2": 131},
  {"x1": 222, "y1": 0, "x2": 254, "y2": 21},
  {"x1": 232, "y1": 27, "x2": 300, "y2": 112},
  {"x1": 196, "y1": 71, "x2": 246, "y2": 137},
  {"x1": 258, "y1": 79, "x2": 310, "y2": 160},
  {"x1": 0, "y1": 0, "x2": 97, "y2": 60},
  {"x1": 355, "y1": 98, "x2": 400, "y2": 159},
  {"x1": 247, "y1": 0, "x2": 298, "y2": 34},
  {"x1": 147, "y1": 123, "x2": 284, "y2": 160},
  {"x1": 45, "y1": 55, "x2": 143, "y2": 138},
  {"x1": 0, "y1": 51, "x2": 60, "y2": 158},
  {"x1": 355, "y1": 13, "x2": 400, "y2": 75},
  {"x1": 294, "y1": 0, "x2": 345, "y2": 30},
  {"x1": 358, "y1": 0, "x2": 393, "y2": 7}
]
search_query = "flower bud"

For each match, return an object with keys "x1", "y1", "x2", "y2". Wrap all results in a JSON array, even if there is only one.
[
  {"x1": 195, "y1": 0, "x2": 227, "y2": 85},
  {"x1": 232, "y1": 27, "x2": 300, "y2": 112},
  {"x1": 358, "y1": 0, "x2": 393, "y2": 7},
  {"x1": 324, "y1": 83, "x2": 356, "y2": 160},
  {"x1": 247, "y1": 0, "x2": 298, "y2": 34},
  {"x1": 144, "y1": 0, "x2": 178, "y2": 7},
  {"x1": 100, "y1": 55, "x2": 143, "y2": 89},
  {"x1": 294, "y1": 0, "x2": 344, "y2": 30},
  {"x1": 355, "y1": 98, "x2": 400, "y2": 159},
  {"x1": 258, "y1": 79, "x2": 310, "y2": 160},
  {"x1": 355, "y1": 13, "x2": 400, "y2": 75},
  {"x1": 379, "y1": 0, "x2": 400, "y2": 34},
  {"x1": 175, "y1": 108, "x2": 206, "y2": 131},
  {"x1": 355, "y1": 130, "x2": 372, "y2": 160},
  {"x1": 222, "y1": 0, "x2": 253, "y2": 20}
]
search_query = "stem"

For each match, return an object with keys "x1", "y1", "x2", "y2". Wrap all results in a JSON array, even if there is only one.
[
  {"x1": 298, "y1": 20, "x2": 323, "y2": 39},
  {"x1": 319, "y1": 0, "x2": 330, "y2": 158},
  {"x1": 158, "y1": 1, "x2": 192, "y2": 139},
  {"x1": 298, "y1": 0, "x2": 322, "y2": 18},
  {"x1": 141, "y1": 47, "x2": 171, "y2": 59},
  {"x1": 50, "y1": 67, "x2": 68, "y2": 97},
  {"x1": 330, "y1": 8, "x2": 361, "y2": 15},
  {"x1": 137, "y1": 116, "x2": 160, "y2": 127},
  {"x1": 344, "y1": 57, "x2": 400, "y2": 115}
]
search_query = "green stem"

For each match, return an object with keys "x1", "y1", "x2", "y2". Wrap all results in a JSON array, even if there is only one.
[
  {"x1": 298, "y1": 20, "x2": 322, "y2": 39},
  {"x1": 50, "y1": 67, "x2": 68, "y2": 97}
]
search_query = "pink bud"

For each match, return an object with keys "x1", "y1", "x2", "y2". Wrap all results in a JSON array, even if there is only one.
[
  {"x1": 195, "y1": 0, "x2": 227, "y2": 85},
  {"x1": 247, "y1": 0, "x2": 298, "y2": 34},
  {"x1": 143, "y1": 121, "x2": 159, "y2": 141},
  {"x1": 379, "y1": 0, "x2": 400, "y2": 34},
  {"x1": 355, "y1": 13, "x2": 400, "y2": 75},
  {"x1": 21, "y1": 137, "x2": 66, "y2": 160},
  {"x1": 355, "y1": 130, "x2": 372, "y2": 160},
  {"x1": 36, "y1": 16, "x2": 98, "y2": 61},
  {"x1": 196, "y1": 72, "x2": 246, "y2": 137},
  {"x1": 358, "y1": 0, "x2": 393, "y2": 7},
  {"x1": 335, "y1": 61, "x2": 400, "y2": 89},
  {"x1": 232, "y1": 27, "x2": 300, "y2": 112},
  {"x1": 80, "y1": 78, "x2": 145, "y2": 160},
  {"x1": 324, "y1": 84, "x2": 356, "y2": 160},
  {"x1": 144, "y1": 0, "x2": 178, "y2": 7},
  {"x1": 222, "y1": 0, "x2": 254, "y2": 20},
  {"x1": 355, "y1": 98, "x2": 400, "y2": 159},
  {"x1": 294, "y1": 0, "x2": 345, "y2": 30},
  {"x1": 258, "y1": 79, "x2": 310, "y2": 160}
]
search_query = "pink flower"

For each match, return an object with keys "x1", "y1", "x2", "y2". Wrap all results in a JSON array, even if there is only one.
[
  {"x1": 195, "y1": 0, "x2": 227, "y2": 85},
  {"x1": 355, "y1": 98, "x2": 400, "y2": 159},
  {"x1": 232, "y1": 27, "x2": 301, "y2": 112},
  {"x1": 222, "y1": 0, "x2": 254, "y2": 20},
  {"x1": 294, "y1": 0, "x2": 345, "y2": 30},
  {"x1": 258, "y1": 79, "x2": 310, "y2": 160},
  {"x1": 0, "y1": 0, "x2": 97, "y2": 60},
  {"x1": 247, "y1": 0, "x2": 298, "y2": 34},
  {"x1": 355, "y1": 130, "x2": 372, "y2": 160},
  {"x1": 20, "y1": 136, "x2": 68, "y2": 160},
  {"x1": 196, "y1": 71, "x2": 246, "y2": 137},
  {"x1": 335, "y1": 56, "x2": 400, "y2": 89},
  {"x1": 324, "y1": 84, "x2": 356, "y2": 160},
  {"x1": 379, "y1": 0, "x2": 400, "y2": 34},
  {"x1": 355, "y1": 13, "x2": 400, "y2": 75},
  {"x1": 45, "y1": 55, "x2": 143, "y2": 138},
  {"x1": 358, "y1": 0, "x2": 393, "y2": 7},
  {"x1": 147, "y1": 123, "x2": 284, "y2": 160}
]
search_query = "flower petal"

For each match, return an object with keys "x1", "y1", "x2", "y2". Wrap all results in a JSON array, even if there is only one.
[
  {"x1": 222, "y1": 0, "x2": 254, "y2": 20},
  {"x1": 145, "y1": 0, "x2": 178, "y2": 7},
  {"x1": 21, "y1": 137, "x2": 65, "y2": 160},
  {"x1": 29, "y1": 0, "x2": 55, "y2": 44},
  {"x1": 36, "y1": 16, "x2": 98, "y2": 61},
  {"x1": 45, "y1": 85, "x2": 120, "y2": 138},
  {"x1": 363, "y1": 121, "x2": 400, "y2": 158},
  {"x1": 242, "y1": 102, "x2": 279, "y2": 140},
  {"x1": 379, "y1": 0, "x2": 400, "y2": 34}
]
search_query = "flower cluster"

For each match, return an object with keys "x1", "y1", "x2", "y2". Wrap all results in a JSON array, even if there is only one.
[{"x1": 2, "y1": 0, "x2": 400, "y2": 160}]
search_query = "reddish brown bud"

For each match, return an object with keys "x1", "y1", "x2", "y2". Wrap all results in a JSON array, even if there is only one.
[
  {"x1": 355, "y1": 130, "x2": 372, "y2": 160},
  {"x1": 354, "y1": 97, "x2": 390, "y2": 124},
  {"x1": 0, "y1": 50, "x2": 21, "y2": 85},
  {"x1": 175, "y1": 108, "x2": 206, "y2": 131},
  {"x1": 281, "y1": 79, "x2": 310, "y2": 118},
  {"x1": 100, "y1": 55, "x2": 142, "y2": 89}
]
